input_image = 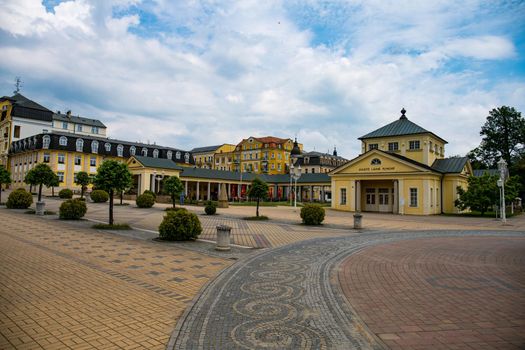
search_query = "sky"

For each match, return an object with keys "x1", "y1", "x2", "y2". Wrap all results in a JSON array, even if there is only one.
[{"x1": 0, "y1": 0, "x2": 524, "y2": 159}]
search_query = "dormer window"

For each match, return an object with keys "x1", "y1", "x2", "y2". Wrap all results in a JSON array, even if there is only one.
[
  {"x1": 409, "y1": 140, "x2": 420, "y2": 150},
  {"x1": 368, "y1": 143, "x2": 378, "y2": 151},
  {"x1": 184, "y1": 152, "x2": 190, "y2": 163},
  {"x1": 104, "y1": 143, "x2": 111, "y2": 152},
  {"x1": 130, "y1": 146, "x2": 136, "y2": 156},
  {"x1": 153, "y1": 149, "x2": 159, "y2": 158},
  {"x1": 388, "y1": 142, "x2": 398, "y2": 151},
  {"x1": 167, "y1": 150, "x2": 172, "y2": 159},
  {"x1": 117, "y1": 144, "x2": 124, "y2": 157},
  {"x1": 59, "y1": 136, "x2": 68, "y2": 146},
  {"x1": 91, "y1": 140, "x2": 99, "y2": 153},
  {"x1": 142, "y1": 148, "x2": 148, "y2": 156},
  {"x1": 76, "y1": 138, "x2": 84, "y2": 152},
  {"x1": 176, "y1": 151, "x2": 181, "y2": 159}
]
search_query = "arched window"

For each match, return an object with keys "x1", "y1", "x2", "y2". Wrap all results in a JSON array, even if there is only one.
[
  {"x1": 176, "y1": 151, "x2": 181, "y2": 159},
  {"x1": 184, "y1": 152, "x2": 190, "y2": 163},
  {"x1": 153, "y1": 149, "x2": 159, "y2": 158},
  {"x1": 117, "y1": 144, "x2": 124, "y2": 157},
  {"x1": 130, "y1": 145, "x2": 136, "y2": 156},
  {"x1": 91, "y1": 140, "x2": 99, "y2": 153},
  {"x1": 42, "y1": 135, "x2": 50, "y2": 149},
  {"x1": 371, "y1": 158, "x2": 381, "y2": 165},
  {"x1": 104, "y1": 143, "x2": 111, "y2": 152},
  {"x1": 59, "y1": 136, "x2": 68, "y2": 146},
  {"x1": 167, "y1": 150, "x2": 172, "y2": 160},
  {"x1": 142, "y1": 148, "x2": 148, "y2": 156},
  {"x1": 76, "y1": 138, "x2": 84, "y2": 152}
]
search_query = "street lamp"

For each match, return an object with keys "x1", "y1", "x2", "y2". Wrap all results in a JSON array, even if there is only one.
[
  {"x1": 290, "y1": 164, "x2": 302, "y2": 208},
  {"x1": 497, "y1": 158, "x2": 507, "y2": 224}
]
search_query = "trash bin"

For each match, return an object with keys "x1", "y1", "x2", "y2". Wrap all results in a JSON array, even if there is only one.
[
  {"x1": 216, "y1": 225, "x2": 232, "y2": 251},
  {"x1": 353, "y1": 213, "x2": 362, "y2": 229}
]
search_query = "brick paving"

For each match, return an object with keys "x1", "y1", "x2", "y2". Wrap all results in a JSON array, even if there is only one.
[
  {"x1": 0, "y1": 210, "x2": 231, "y2": 349},
  {"x1": 338, "y1": 236, "x2": 525, "y2": 349}
]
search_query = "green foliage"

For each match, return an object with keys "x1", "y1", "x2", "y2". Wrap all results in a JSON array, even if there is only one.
[
  {"x1": 247, "y1": 177, "x2": 269, "y2": 217},
  {"x1": 162, "y1": 176, "x2": 183, "y2": 208},
  {"x1": 504, "y1": 176, "x2": 523, "y2": 203},
  {"x1": 6, "y1": 188, "x2": 33, "y2": 209},
  {"x1": 0, "y1": 166, "x2": 11, "y2": 204},
  {"x1": 300, "y1": 204, "x2": 326, "y2": 225},
  {"x1": 136, "y1": 193, "x2": 155, "y2": 208},
  {"x1": 75, "y1": 171, "x2": 91, "y2": 199},
  {"x1": 455, "y1": 174, "x2": 498, "y2": 216},
  {"x1": 158, "y1": 210, "x2": 202, "y2": 241},
  {"x1": 205, "y1": 200, "x2": 217, "y2": 215},
  {"x1": 143, "y1": 190, "x2": 157, "y2": 199},
  {"x1": 59, "y1": 199, "x2": 87, "y2": 220},
  {"x1": 90, "y1": 189, "x2": 109, "y2": 203},
  {"x1": 24, "y1": 163, "x2": 57, "y2": 202},
  {"x1": 58, "y1": 188, "x2": 73, "y2": 199},
  {"x1": 165, "y1": 207, "x2": 188, "y2": 213}
]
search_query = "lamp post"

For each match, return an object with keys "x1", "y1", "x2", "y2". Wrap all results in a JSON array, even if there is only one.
[
  {"x1": 290, "y1": 164, "x2": 302, "y2": 208},
  {"x1": 498, "y1": 158, "x2": 507, "y2": 224},
  {"x1": 152, "y1": 170, "x2": 157, "y2": 193}
]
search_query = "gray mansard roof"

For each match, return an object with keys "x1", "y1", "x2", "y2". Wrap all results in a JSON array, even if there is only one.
[{"x1": 53, "y1": 113, "x2": 106, "y2": 128}]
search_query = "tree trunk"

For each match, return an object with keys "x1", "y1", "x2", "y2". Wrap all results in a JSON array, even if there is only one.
[
  {"x1": 81, "y1": 187, "x2": 84, "y2": 199},
  {"x1": 52, "y1": 187, "x2": 55, "y2": 197},
  {"x1": 38, "y1": 183, "x2": 43, "y2": 202},
  {"x1": 256, "y1": 197, "x2": 260, "y2": 217},
  {"x1": 109, "y1": 189, "x2": 114, "y2": 225},
  {"x1": 172, "y1": 195, "x2": 176, "y2": 208},
  {"x1": 120, "y1": 191, "x2": 123, "y2": 205}
]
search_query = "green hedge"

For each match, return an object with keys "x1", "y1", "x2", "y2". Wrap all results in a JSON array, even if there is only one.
[
  {"x1": 6, "y1": 189, "x2": 33, "y2": 209},
  {"x1": 142, "y1": 190, "x2": 156, "y2": 199},
  {"x1": 58, "y1": 188, "x2": 73, "y2": 199},
  {"x1": 90, "y1": 190, "x2": 109, "y2": 203},
  {"x1": 136, "y1": 193, "x2": 155, "y2": 208},
  {"x1": 300, "y1": 204, "x2": 325, "y2": 225},
  {"x1": 204, "y1": 200, "x2": 217, "y2": 215},
  {"x1": 158, "y1": 210, "x2": 202, "y2": 241},
  {"x1": 59, "y1": 199, "x2": 87, "y2": 219}
]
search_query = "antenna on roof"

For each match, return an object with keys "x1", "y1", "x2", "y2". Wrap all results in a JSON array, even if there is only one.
[{"x1": 14, "y1": 77, "x2": 22, "y2": 94}]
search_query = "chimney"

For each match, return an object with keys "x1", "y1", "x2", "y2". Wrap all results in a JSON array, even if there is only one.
[{"x1": 66, "y1": 110, "x2": 71, "y2": 118}]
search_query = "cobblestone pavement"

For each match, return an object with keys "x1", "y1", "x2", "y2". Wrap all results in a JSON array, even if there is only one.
[
  {"x1": 339, "y1": 236, "x2": 525, "y2": 349},
  {"x1": 170, "y1": 230, "x2": 525, "y2": 350},
  {"x1": 0, "y1": 210, "x2": 232, "y2": 349}
]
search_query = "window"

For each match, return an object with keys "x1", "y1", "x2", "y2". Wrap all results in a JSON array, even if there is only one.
[
  {"x1": 58, "y1": 154, "x2": 65, "y2": 164},
  {"x1": 57, "y1": 172, "x2": 64, "y2": 182},
  {"x1": 90, "y1": 157, "x2": 96, "y2": 166},
  {"x1": 59, "y1": 136, "x2": 67, "y2": 146},
  {"x1": 278, "y1": 163, "x2": 282, "y2": 171},
  {"x1": 366, "y1": 188, "x2": 376, "y2": 205},
  {"x1": 368, "y1": 143, "x2": 378, "y2": 151},
  {"x1": 434, "y1": 144, "x2": 438, "y2": 153},
  {"x1": 409, "y1": 140, "x2": 420, "y2": 150},
  {"x1": 167, "y1": 150, "x2": 172, "y2": 159},
  {"x1": 311, "y1": 168, "x2": 315, "y2": 173},
  {"x1": 340, "y1": 188, "x2": 347, "y2": 205},
  {"x1": 91, "y1": 140, "x2": 98, "y2": 153},
  {"x1": 62, "y1": 122, "x2": 68, "y2": 130},
  {"x1": 371, "y1": 158, "x2": 381, "y2": 165},
  {"x1": 130, "y1": 146, "x2": 136, "y2": 156},
  {"x1": 74, "y1": 173, "x2": 78, "y2": 183},
  {"x1": 91, "y1": 126, "x2": 99, "y2": 134},
  {"x1": 142, "y1": 148, "x2": 148, "y2": 156},
  {"x1": 305, "y1": 169, "x2": 308, "y2": 173},
  {"x1": 176, "y1": 151, "x2": 181, "y2": 159},
  {"x1": 76, "y1": 138, "x2": 83, "y2": 152},
  {"x1": 184, "y1": 153, "x2": 190, "y2": 163},
  {"x1": 74, "y1": 155, "x2": 81, "y2": 165},
  {"x1": 410, "y1": 188, "x2": 418, "y2": 207},
  {"x1": 430, "y1": 188, "x2": 434, "y2": 207},
  {"x1": 14, "y1": 125, "x2": 20, "y2": 138},
  {"x1": 153, "y1": 149, "x2": 159, "y2": 158},
  {"x1": 117, "y1": 144, "x2": 124, "y2": 157},
  {"x1": 104, "y1": 143, "x2": 111, "y2": 152},
  {"x1": 388, "y1": 142, "x2": 398, "y2": 151},
  {"x1": 429, "y1": 141, "x2": 433, "y2": 152},
  {"x1": 42, "y1": 135, "x2": 51, "y2": 149},
  {"x1": 77, "y1": 124, "x2": 82, "y2": 132},
  {"x1": 43, "y1": 153, "x2": 50, "y2": 163}
]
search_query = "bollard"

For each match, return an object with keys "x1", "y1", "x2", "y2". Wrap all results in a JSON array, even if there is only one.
[
  {"x1": 35, "y1": 201, "x2": 45, "y2": 216},
  {"x1": 216, "y1": 225, "x2": 232, "y2": 251},
  {"x1": 353, "y1": 213, "x2": 362, "y2": 229}
]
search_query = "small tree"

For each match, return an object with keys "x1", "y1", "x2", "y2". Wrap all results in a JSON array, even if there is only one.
[
  {"x1": 24, "y1": 163, "x2": 57, "y2": 202},
  {"x1": 455, "y1": 174, "x2": 498, "y2": 216},
  {"x1": 48, "y1": 174, "x2": 60, "y2": 197},
  {"x1": 92, "y1": 160, "x2": 132, "y2": 225},
  {"x1": 162, "y1": 176, "x2": 184, "y2": 208},
  {"x1": 75, "y1": 171, "x2": 91, "y2": 199},
  {"x1": 0, "y1": 166, "x2": 12, "y2": 204},
  {"x1": 247, "y1": 177, "x2": 268, "y2": 217}
]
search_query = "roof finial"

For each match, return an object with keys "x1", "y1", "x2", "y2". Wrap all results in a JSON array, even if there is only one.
[
  {"x1": 14, "y1": 76, "x2": 22, "y2": 94},
  {"x1": 333, "y1": 146, "x2": 338, "y2": 157},
  {"x1": 400, "y1": 107, "x2": 407, "y2": 120}
]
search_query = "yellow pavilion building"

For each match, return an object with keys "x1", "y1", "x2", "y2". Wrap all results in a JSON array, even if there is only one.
[{"x1": 330, "y1": 109, "x2": 472, "y2": 215}]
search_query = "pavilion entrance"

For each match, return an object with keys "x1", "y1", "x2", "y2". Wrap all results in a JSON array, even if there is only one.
[{"x1": 361, "y1": 180, "x2": 396, "y2": 213}]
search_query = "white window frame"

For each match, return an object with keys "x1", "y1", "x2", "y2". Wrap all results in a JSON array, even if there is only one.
[
  {"x1": 59, "y1": 136, "x2": 68, "y2": 146},
  {"x1": 57, "y1": 172, "x2": 64, "y2": 182},
  {"x1": 42, "y1": 135, "x2": 51, "y2": 149},
  {"x1": 62, "y1": 121, "x2": 68, "y2": 130},
  {"x1": 409, "y1": 188, "x2": 418, "y2": 207},
  {"x1": 91, "y1": 140, "x2": 99, "y2": 154},
  {"x1": 340, "y1": 188, "x2": 347, "y2": 205},
  {"x1": 130, "y1": 146, "x2": 136, "y2": 156},
  {"x1": 153, "y1": 149, "x2": 159, "y2": 158},
  {"x1": 74, "y1": 155, "x2": 81, "y2": 166},
  {"x1": 104, "y1": 143, "x2": 111, "y2": 152},
  {"x1": 409, "y1": 140, "x2": 420, "y2": 150},
  {"x1": 90, "y1": 157, "x2": 96, "y2": 166},
  {"x1": 117, "y1": 144, "x2": 124, "y2": 157},
  {"x1": 142, "y1": 148, "x2": 148, "y2": 157},
  {"x1": 76, "y1": 138, "x2": 84, "y2": 152},
  {"x1": 58, "y1": 154, "x2": 65, "y2": 164},
  {"x1": 43, "y1": 153, "x2": 50, "y2": 163},
  {"x1": 167, "y1": 150, "x2": 172, "y2": 160}
]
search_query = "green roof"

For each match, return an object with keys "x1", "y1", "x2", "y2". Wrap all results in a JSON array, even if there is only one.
[
  {"x1": 431, "y1": 157, "x2": 468, "y2": 173},
  {"x1": 359, "y1": 110, "x2": 447, "y2": 144},
  {"x1": 473, "y1": 169, "x2": 499, "y2": 177},
  {"x1": 133, "y1": 156, "x2": 184, "y2": 170}
]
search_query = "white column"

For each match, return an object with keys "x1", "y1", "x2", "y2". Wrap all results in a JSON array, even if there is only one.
[
  {"x1": 393, "y1": 180, "x2": 399, "y2": 214},
  {"x1": 207, "y1": 182, "x2": 211, "y2": 200},
  {"x1": 184, "y1": 181, "x2": 188, "y2": 196},
  {"x1": 309, "y1": 186, "x2": 313, "y2": 202},
  {"x1": 196, "y1": 181, "x2": 200, "y2": 200},
  {"x1": 423, "y1": 179, "x2": 430, "y2": 215},
  {"x1": 398, "y1": 179, "x2": 405, "y2": 215},
  {"x1": 228, "y1": 183, "x2": 231, "y2": 199},
  {"x1": 355, "y1": 180, "x2": 361, "y2": 212}
]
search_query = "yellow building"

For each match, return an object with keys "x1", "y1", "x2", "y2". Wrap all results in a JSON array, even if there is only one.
[
  {"x1": 232, "y1": 136, "x2": 302, "y2": 175},
  {"x1": 330, "y1": 109, "x2": 472, "y2": 215},
  {"x1": 191, "y1": 144, "x2": 236, "y2": 170}
]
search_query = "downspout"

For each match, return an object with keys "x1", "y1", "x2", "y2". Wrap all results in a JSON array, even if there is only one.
[{"x1": 440, "y1": 174, "x2": 444, "y2": 214}]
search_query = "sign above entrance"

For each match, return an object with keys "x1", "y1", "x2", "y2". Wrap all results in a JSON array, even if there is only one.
[{"x1": 358, "y1": 166, "x2": 396, "y2": 172}]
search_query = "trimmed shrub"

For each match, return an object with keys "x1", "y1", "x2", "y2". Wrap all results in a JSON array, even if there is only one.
[
  {"x1": 6, "y1": 188, "x2": 33, "y2": 209},
  {"x1": 142, "y1": 190, "x2": 156, "y2": 199},
  {"x1": 204, "y1": 200, "x2": 217, "y2": 215},
  {"x1": 59, "y1": 199, "x2": 87, "y2": 219},
  {"x1": 165, "y1": 207, "x2": 188, "y2": 213},
  {"x1": 90, "y1": 189, "x2": 109, "y2": 203},
  {"x1": 136, "y1": 193, "x2": 155, "y2": 208},
  {"x1": 58, "y1": 188, "x2": 73, "y2": 199},
  {"x1": 300, "y1": 204, "x2": 325, "y2": 225},
  {"x1": 158, "y1": 210, "x2": 202, "y2": 241}
]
